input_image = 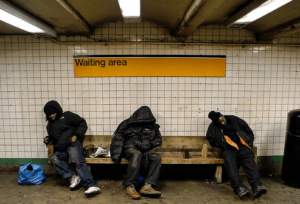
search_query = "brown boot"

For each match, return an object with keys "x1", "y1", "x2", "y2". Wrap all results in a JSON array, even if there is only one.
[
  {"x1": 125, "y1": 184, "x2": 140, "y2": 199},
  {"x1": 140, "y1": 183, "x2": 161, "y2": 198}
]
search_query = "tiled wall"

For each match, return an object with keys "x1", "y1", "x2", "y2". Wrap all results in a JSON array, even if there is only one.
[{"x1": 0, "y1": 23, "x2": 300, "y2": 159}]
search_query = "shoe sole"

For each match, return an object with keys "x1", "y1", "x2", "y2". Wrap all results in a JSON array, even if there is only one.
[
  {"x1": 254, "y1": 189, "x2": 267, "y2": 198},
  {"x1": 85, "y1": 190, "x2": 100, "y2": 196},
  {"x1": 140, "y1": 191, "x2": 161, "y2": 198},
  {"x1": 69, "y1": 181, "x2": 81, "y2": 191},
  {"x1": 125, "y1": 190, "x2": 140, "y2": 200},
  {"x1": 239, "y1": 191, "x2": 250, "y2": 200}
]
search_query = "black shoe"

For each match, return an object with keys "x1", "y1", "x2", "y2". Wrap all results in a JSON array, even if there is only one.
[
  {"x1": 253, "y1": 185, "x2": 267, "y2": 198},
  {"x1": 235, "y1": 187, "x2": 249, "y2": 199}
]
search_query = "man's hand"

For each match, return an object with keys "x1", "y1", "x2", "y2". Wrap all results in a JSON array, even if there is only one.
[
  {"x1": 44, "y1": 136, "x2": 51, "y2": 146},
  {"x1": 113, "y1": 159, "x2": 120, "y2": 164},
  {"x1": 71, "y1": 135, "x2": 77, "y2": 143}
]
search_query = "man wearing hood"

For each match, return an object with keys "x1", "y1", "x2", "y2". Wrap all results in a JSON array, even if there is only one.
[
  {"x1": 206, "y1": 111, "x2": 267, "y2": 199},
  {"x1": 43, "y1": 100, "x2": 100, "y2": 196},
  {"x1": 110, "y1": 106, "x2": 162, "y2": 199}
]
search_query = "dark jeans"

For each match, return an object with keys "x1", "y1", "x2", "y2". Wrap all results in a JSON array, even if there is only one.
[
  {"x1": 51, "y1": 140, "x2": 98, "y2": 189},
  {"x1": 123, "y1": 148, "x2": 161, "y2": 188},
  {"x1": 222, "y1": 144, "x2": 262, "y2": 192}
]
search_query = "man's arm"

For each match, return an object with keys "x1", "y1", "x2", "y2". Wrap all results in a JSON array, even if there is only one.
[
  {"x1": 239, "y1": 117, "x2": 254, "y2": 144},
  {"x1": 67, "y1": 111, "x2": 88, "y2": 143},
  {"x1": 110, "y1": 120, "x2": 127, "y2": 164},
  {"x1": 44, "y1": 125, "x2": 54, "y2": 146},
  {"x1": 151, "y1": 124, "x2": 162, "y2": 148},
  {"x1": 206, "y1": 123, "x2": 220, "y2": 148},
  {"x1": 110, "y1": 132, "x2": 125, "y2": 164}
]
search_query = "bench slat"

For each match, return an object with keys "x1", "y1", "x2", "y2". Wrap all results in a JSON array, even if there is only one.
[{"x1": 85, "y1": 155, "x2": 225, "y2": 164}]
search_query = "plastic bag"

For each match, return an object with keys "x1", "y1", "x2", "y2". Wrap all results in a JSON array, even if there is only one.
[
  {"x1": 90, "y1": 147, "x2": 111, "y2": 158},
  {"x1": 136, "y1": 175, "x2": 145, "y2": 191},
  {"x1": 18, "y1": 162, "x2": 46, "y2": 185}
]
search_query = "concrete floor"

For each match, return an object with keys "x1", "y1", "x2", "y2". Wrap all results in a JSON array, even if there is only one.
[{"x1": 0, "y1": 172, "x2": 299, "y2": 204}]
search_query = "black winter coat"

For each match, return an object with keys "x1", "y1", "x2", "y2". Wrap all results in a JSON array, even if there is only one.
[
  {"x1": 110, "y1": 106, "x2": 162, "y2": 163},
  {"x1": 44, "y1": 100, "x2": 88, "y2": 152},
  {"x1": 206, "y1": 115, "x2": 254, "y2": 150}
]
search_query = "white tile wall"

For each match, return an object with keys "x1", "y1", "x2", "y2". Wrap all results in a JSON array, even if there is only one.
[{"x1": 0, "y1": 23, "x2": 300, "y2": 158}]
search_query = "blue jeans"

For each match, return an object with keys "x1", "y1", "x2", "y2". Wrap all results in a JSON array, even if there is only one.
[{"x1": 51, "y1": 140, "x2": 98, "y2": 189}]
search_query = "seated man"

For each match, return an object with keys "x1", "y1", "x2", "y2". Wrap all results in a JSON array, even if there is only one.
[
  {"x1": 110, "y1": 106, "x2": 162, "y2": 200},
  {"x1": 206, "y1": 111, "x2": 267, "y2": 199},
  {"x1": 43, "y1": 100, "x2": 100, "y2": 196}
]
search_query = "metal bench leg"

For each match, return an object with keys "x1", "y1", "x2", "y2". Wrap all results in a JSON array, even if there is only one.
[{"x1": 215, "y1": 165, "x2": 222, "y2": 184}]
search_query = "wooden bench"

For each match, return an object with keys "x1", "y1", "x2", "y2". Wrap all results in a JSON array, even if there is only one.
[{"x1": 48, "y1": 135, "x2": 257, "y2": 184}]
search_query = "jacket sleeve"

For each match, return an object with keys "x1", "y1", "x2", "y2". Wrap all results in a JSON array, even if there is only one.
[
  {"x1": 110, "y1": 121, "x2": 126, "y2": 163},
  {"x1": 45, "y1": 124, "x2": 56, "y2": 144},
  {"x1": 238, "y1": 117, "x2": 254, "y2": 145},
  {"x1": 67, "y1": 111, "x2": 88, "y2": 143},
  {"x1": 206, "y1": 123, "x2": 220, "y2": 148},
  {"x1": 151, "y1": 124, "x2": 162, "y2": 148}
]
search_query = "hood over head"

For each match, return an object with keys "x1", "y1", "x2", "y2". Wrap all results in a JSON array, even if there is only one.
[
  {"x1": 128, "y1": 106, "x2": 156, "y2": 124},
  {"x1": 44, "y1": 100, "x2": 63, "y2": 121}
]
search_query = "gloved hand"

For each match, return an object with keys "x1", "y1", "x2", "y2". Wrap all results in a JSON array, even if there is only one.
[
  {"x1": 71, "y1": 135, "x2": 77, "y2": 143},
  {"x1": 112, "y1": 157, "x2": 120, "y2": 164},
  {"x1": 44, "y1": 136, "x2": 51, "y2": 146}
]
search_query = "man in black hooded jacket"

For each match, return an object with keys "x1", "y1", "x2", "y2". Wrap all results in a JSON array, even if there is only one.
[
  {"x1": 43, "y1": 100, "x2": 100, "y2": 196},
  {"x1": 110, "y1": 106, "x2": 162, "y2": 200},
  {"x1": 206, "y1": 111, "x2": 267, "y2": 199}
]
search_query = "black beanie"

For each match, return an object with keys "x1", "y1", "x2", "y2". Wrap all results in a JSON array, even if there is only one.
[
  {"x1": 44, "y1": 106, "x2": 58, "y2": 117},
  {"x1": 208, "y1": 111, "x2": 221, "y2": 125}
]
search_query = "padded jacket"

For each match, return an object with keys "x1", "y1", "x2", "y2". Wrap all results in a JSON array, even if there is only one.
[
  {"x1": 44, "y1": 100, "x2": 88, "y2": 152},
  {"x1": 110, "y1": 106, "x2": 162, "y2": 163},
  {"x1": 206, "y1": 115, "x2": 254, "y2": 150}
]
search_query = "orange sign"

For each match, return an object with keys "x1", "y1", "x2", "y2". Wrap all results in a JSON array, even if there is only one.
[{"x1": 74, "y1": 56, "x2": 226, "y2": 77}]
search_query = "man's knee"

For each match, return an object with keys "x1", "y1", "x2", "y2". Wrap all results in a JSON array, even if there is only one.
[
  {"x1": 132, "y1": 151, "x2": 142, "y2": 160},
  {"x1": 128, "y1": 152, "x2": 142, "y2": 168},
  {"x1": 223, "y1": 155, "x2": 238, "y2": 168},
  {"x1": 149, "y1": 153, "x2": 162, "y2": 163},
  {"x1": 51, "y1": 154, "x2": 60, "y2": 165}
]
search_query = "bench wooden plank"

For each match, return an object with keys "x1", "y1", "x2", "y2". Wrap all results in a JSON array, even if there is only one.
[{"x1": 85, "y1": 155, "x2": 225, "y2": 165}]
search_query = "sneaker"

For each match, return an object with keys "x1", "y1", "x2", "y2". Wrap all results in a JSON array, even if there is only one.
[
  {"x1": 125, "y1": 184, "x2": 140, "y2": 199},
  {"x1": 253, "y1": 185, "x2": 267, "y2": 198},
  {"x1": 69, "y1": 175, "x2": 81, "y2": 190},
  {"x1": 235, "y1": 187, "x2": 250, "y2": 199},
  {"x1": 140, "y1": 183, "x2": 161, "y2": 198},
  {"x1": 84, "y1": 186, "x2": 101, "y2": 196}
]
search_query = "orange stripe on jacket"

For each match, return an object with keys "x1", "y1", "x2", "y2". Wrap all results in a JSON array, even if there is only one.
[
  {"x1": 239, "y1": 137, "x2": 250, "y2": 148},
  {"x1": 224, "y1": 135, "x2": 239, "y2": 150}
]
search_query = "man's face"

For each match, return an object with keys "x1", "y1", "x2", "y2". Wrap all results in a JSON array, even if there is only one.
[
  {"x1": 218, "y1": 115, "x2": 227, "y2": 126},
  {"x1": 49, "y1": 113, "x2": 57, "y2": 121}
]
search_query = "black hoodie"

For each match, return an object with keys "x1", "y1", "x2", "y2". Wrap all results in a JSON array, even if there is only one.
[
  {"x1": 110, "y1": 106, "x2": 162, "y2": 163},
  {"x1": 44, "y1": 100, "x2": 88, "y2": 152}
]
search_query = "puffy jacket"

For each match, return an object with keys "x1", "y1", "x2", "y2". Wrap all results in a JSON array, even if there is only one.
[
  {"x1": 44, "y1": 100, "x2": 88, "y2": 152},
  {"x1": 110, "y1": 106, "x2": 162, "y2": 163},
  {"x1": 206, "y1": 115, "x2": 254, "y2": 150}
]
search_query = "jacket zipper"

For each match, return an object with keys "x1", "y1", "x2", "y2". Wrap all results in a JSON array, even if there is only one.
[
  {"x1": 236, "y1": 132, "x2": 252, "y2": 150},
  {"x1": 220, "y1": 129, "x2": 225, "y2": 143}
]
